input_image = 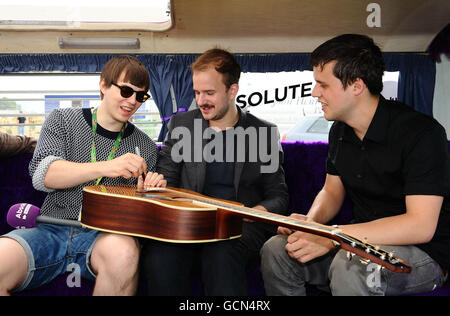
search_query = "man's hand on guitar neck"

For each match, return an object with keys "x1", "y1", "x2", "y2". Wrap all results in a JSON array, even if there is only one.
[
  {"x1": 285, "y1": 230, "x2": 337, "y2": 264},
  {"x1": 277, "y1": 213, "x2": 308, "y2": 235},
  {"x1": 278, "y1": 213, "x2": 337, "y2": 263}
]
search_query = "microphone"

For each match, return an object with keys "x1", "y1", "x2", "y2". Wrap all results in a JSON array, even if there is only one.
[{"x1": 7, "y1": 203, "x2": 82, "y2": 229}]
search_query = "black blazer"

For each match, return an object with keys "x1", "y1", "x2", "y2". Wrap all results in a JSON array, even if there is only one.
[{"x1": 157, "y1": 107, "x2": 289, "y2": 216}]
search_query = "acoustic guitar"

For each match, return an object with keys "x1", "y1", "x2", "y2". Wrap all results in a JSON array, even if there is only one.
[{"x1": 81, "y1": 185, "x2": 411, "y2": 273}]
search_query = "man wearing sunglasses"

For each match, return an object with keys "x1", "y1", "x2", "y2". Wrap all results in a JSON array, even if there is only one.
[
  {"x1": 111, "y1": 82, "x2": 150, "y2": 103},
  {"x1": 0, "y1": 55, "x2": 165, "y2": 296}
]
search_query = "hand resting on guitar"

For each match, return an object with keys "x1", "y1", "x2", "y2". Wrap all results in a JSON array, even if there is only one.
[
  {"x1": 277, "y1": 213, "x2": 337, "y2": 264},
  {"x1": 137, "y1": 171, "x2": 167, "y2": 188}
]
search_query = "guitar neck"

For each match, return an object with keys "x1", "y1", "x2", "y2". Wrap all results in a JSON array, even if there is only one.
[
  {"x1": 200, "y1": 195, "x2": 339, "y2": 237},
  {"x1": 147, "y1": 187, "x2": 339, "y2": 238},
  {"x1": 139, "y1": 187, "x2": 411, "y2": 273}
]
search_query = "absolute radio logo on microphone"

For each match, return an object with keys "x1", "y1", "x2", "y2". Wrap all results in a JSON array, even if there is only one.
[
  {"x1": 15, "y1": 203, "x2": 31, "y2": 219},
  {"x1": 8, "y1": 203, "x2": 32, "y2": 229},
  {"x1": 7, "y1": 203, "x2": 40, "y2": 229}
]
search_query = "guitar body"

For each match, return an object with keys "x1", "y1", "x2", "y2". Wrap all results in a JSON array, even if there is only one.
[{"x1": 81, "y1": 185, "x2": 242, "y2": 242}]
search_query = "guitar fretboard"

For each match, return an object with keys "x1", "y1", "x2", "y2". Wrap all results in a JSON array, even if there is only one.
[{"x1": 141, "y1": 187, "x2": 340, "y2": 237}]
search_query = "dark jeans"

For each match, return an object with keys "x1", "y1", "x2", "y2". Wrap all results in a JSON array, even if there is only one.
[
  {"x1": 261, "y1": 234, "x2": 447, "y2": 296},
  {"x1": 140, "y1": 222, "x2": 273, "y2": 296}
]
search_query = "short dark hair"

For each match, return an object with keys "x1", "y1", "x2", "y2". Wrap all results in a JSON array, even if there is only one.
[
  {"x1": 191, "y1": 48, "x2": 241, "y2": 89},
  {"x1": 100, "y1": 56, "x2": 150, "y2": 100},
  {"x1": 310, "y1": 34, "x2": 385, "y2": 95}
]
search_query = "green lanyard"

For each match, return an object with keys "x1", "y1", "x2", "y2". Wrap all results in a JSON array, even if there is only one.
[{"x1": 91, "y1": 108, "x2": 126, "y2": 186}]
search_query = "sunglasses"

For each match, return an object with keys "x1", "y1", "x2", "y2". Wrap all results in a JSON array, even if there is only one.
[{"x1": 111, "y1": 82, "x2": 150, "y2": 103}]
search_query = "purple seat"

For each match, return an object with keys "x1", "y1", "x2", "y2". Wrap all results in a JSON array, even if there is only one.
[{"x1": 1, "y1": 142, "x2": 449, "y2": 296}]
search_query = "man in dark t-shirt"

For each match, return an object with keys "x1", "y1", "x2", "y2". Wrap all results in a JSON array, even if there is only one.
[{"x1": 261, "y1": 34, "x2": 450, "y2": 296}]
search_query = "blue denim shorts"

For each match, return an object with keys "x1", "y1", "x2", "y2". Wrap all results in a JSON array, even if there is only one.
[{"x1": 2, "y1": 224, "x2": 101, "y2": 292}]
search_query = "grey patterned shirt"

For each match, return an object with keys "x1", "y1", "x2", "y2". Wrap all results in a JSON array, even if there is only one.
[{"x1": 29, "y1": 108, "x2": 158, "y2": 220}]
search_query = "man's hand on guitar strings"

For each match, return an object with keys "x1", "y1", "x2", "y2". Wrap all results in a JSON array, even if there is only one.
[{"x1": 137, "y1": 172, "x2": 167, "y2": 189}]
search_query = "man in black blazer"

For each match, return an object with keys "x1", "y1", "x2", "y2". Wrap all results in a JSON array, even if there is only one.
[{"x1": 141, "y1": 48, "x2": 289, "y2": 295}]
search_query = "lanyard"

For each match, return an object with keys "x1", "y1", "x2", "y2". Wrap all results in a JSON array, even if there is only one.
[{"x1": 91, "y1": 108, "x2": 126, "y2": 185}]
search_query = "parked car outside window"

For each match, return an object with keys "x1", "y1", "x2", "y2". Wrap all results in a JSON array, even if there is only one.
[{"x1": 281, "y1": 115, "x2": 332, "y2": 142}]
